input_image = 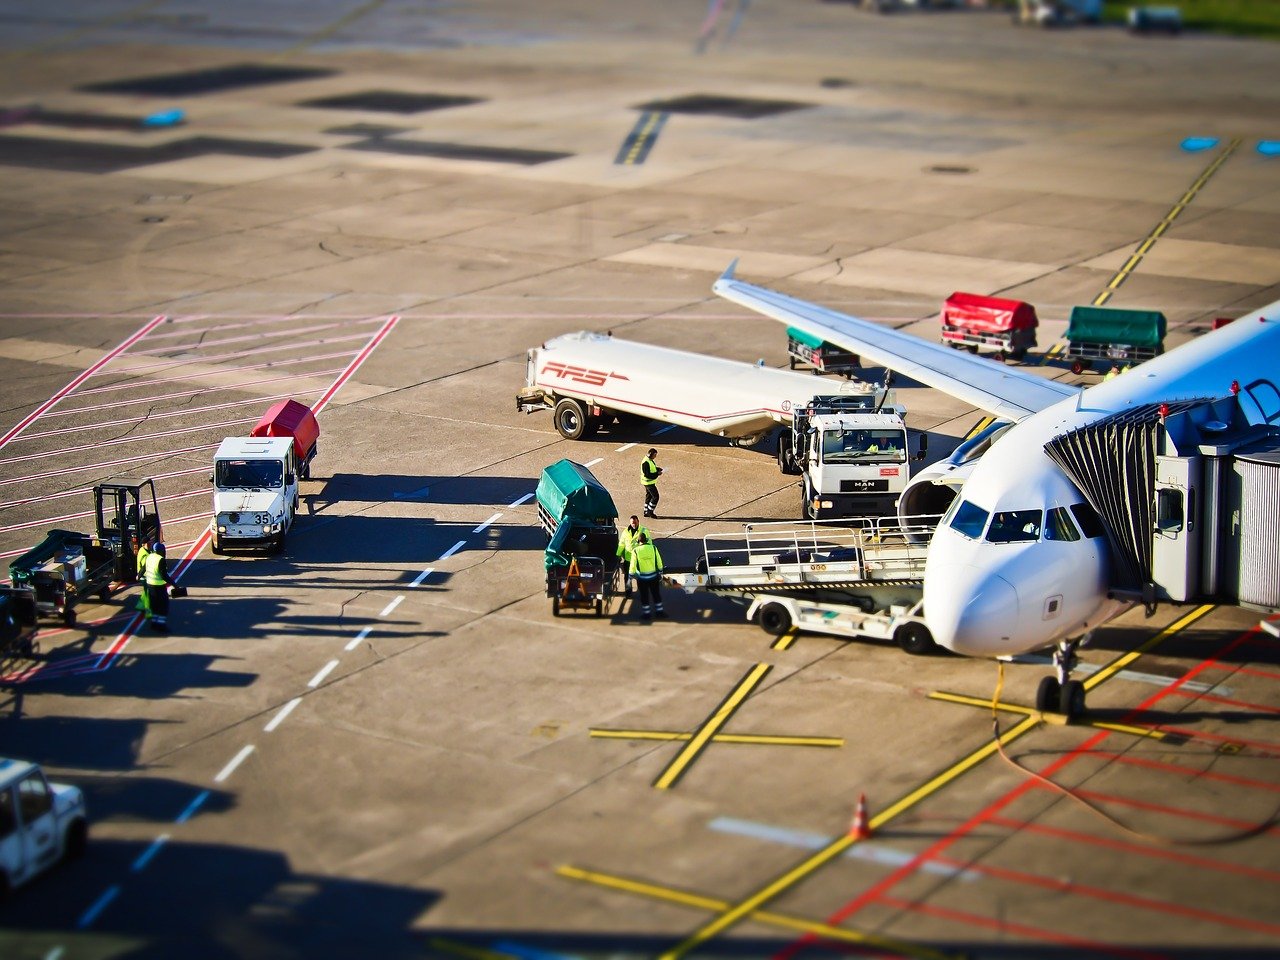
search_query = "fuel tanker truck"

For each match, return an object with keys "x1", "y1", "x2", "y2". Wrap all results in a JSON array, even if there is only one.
[{"x1": 517, "y1": 331, "x2": 921, "y2": 518}]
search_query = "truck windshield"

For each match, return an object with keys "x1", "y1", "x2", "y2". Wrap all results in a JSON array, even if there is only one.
[
  {"x1": 821, "y1": 429, "x2": 906, "y2": 463},
  {"x1": 217, "y1": 459, "x2": 283, "y2": 488}
]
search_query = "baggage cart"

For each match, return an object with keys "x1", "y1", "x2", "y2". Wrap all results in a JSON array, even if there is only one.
[
  {"x1": 546, "y1": 556, "x2": 616, "y2": 617},
  {"x1": 1065, "y1": 305, "x2": 1166, "y2": 375},
  {"x1": 940, "y1": 292, "x2": 1038, "y2": 362},
  {"x1": 537, "y1": 460, "x2": 620, "y2": 616},
  {"x1": 786, "y1": 326, "x2": 860, "y2": 378}
]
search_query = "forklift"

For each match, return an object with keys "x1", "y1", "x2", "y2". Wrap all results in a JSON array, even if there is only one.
[{"x1": 8, "y1": 478, "x2": 161, "y2": 627}]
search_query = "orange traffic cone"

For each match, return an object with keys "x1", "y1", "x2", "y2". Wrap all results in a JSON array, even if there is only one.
[{"x1": 849, "y1": 793, "x2": 871, "y2": 840}]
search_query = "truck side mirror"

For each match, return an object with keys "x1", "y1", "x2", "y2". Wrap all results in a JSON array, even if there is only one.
[
  {"x1": 208, "y1": 474, "x2": 214, "y2": 484},
  {"x1": 914, "y1": 434, "x2": 929, "y2": 462}
]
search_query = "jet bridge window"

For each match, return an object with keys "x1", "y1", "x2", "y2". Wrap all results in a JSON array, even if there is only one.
[
  {"x1": 1044, "y1": 507, "x2": 1080, "y2": 542},
  {"x1": 986, "y1": 509, "x2": 1042, "y2": 544},
  {"x1": 948, "y1": 500, "x2": 989, "y2": 540}
]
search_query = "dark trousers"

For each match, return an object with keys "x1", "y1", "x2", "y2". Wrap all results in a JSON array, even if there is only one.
[
  {"x1": 644, "y1": 484, "x2": 659, "y2": 515},
  {"x1": 636, "y1": 575, "x2": 662, "y2": 613},
  {"x1": 145, "y1": 584, "x2": 169, "y2": 622}
]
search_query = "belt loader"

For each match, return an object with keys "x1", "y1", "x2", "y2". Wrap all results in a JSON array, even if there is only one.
[{"x1": 665, "y1": 515, "x2": 942, "y2": 654}]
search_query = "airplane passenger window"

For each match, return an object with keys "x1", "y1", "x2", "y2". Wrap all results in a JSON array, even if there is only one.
[
  {"x1": 1069, "y1": 502, "x2": 1107, "y2": 539},
  {"x1": 986, "y1": 509, "x2": 1042, "y2": 543},
  {"x1": 949, "y1": 500, "x2": 989, "y2": 540},
  {"x1": 1044, "y1": 507, "x2": 1080, "y2": 542}
]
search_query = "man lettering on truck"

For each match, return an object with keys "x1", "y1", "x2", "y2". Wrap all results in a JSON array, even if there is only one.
[
  {"x1": 641, "y1": 448, "x2": 663, "y2": 519},
  {"x1": 629, "y1": 532, "x2": 666, "y2": 621},
  {"x1": 616, "y1": 515, "x2": 650, "y2": 599}
]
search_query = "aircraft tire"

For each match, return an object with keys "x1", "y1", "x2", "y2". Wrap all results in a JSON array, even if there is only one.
[
  {"x1": 553, "y1": 397, "x2": 588, "y2": 440},
  {"x1": 1060, "y1": 679, "x2": 1086, "y2": 719},
  {"x1": 1035, "y1": 676, "x2": 1061, "y2": 713}
]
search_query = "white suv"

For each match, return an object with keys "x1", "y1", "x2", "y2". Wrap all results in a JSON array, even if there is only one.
[{"x1": 0, "y1": 758, "x2": 87, "y2": 895}]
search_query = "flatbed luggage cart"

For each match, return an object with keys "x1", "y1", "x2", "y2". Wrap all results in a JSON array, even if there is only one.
[
  {"x1": 786, "y1": 326, "x2": 860, "y2": 378},
  {"x1": 940, "y1": 292, "x2": 1038, "y2": 362},
  {"x1": 1065, "y1": 305, "x2": 1166, "y2": 375},
  {"x1": 546, "y1": 555, "x2": 617, "y2": 617},
  {"x1": 8, "y1": 531, "x2": 117, "y2": 627},
  {"x1": 0, "y1": 587, "x2": 38, "y2": 658}
]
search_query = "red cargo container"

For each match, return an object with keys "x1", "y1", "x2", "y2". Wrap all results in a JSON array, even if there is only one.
[
  {"x1": 251, "y1": 399, "x2": 319, "y2": 479},
  {"x1": 941, "y1": 292, "x2": 1038, "y2": 362}
]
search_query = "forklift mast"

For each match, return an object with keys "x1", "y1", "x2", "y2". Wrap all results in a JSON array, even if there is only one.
[{"x1": 94, "y1": 480, "x2": 162, "y2": 581}]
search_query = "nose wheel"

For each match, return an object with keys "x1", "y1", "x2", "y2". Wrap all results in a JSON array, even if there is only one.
[{"x1": 1035, "y1": 637, "x2": 1088, "y2": 720}]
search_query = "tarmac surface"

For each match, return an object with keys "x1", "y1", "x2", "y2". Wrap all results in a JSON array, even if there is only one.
[{"x1": 1, "y1": 2, "x2": 1279, "y2": 958}]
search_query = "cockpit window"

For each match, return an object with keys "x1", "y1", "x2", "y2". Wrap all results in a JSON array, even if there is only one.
[
  {"x1": 1045, "y1": 506, "x2": 1080, "y2": 542},
  {"x1": 948, "y1": 500, "x2": 989, "y2": 540},
  {"x1": 986, "y1": 509, "x2": 1042, "y2": 544},
  {"x1": 1069, "y1": 502, "x2": 1107, "y2": 539}
]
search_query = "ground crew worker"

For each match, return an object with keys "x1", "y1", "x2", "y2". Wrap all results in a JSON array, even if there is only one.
[
  {"x1": 1104, "y1": 363, "x2": 1122, "y2": 381},
  {"x1": 629, "y1": 531, "x2": 665, "y2": 621},
  {"x1": 616, "y1": 515, "x2": 650, "y2": 599},
  {"x1": 134, "y1": 539, "x2": 152, "y2": 617},
  {"x1": 142, "y1": 541, "x2": 176, "y2": 632},
  {"x1": 641, "y1": 448, "x2": 663, "y2": 519}
]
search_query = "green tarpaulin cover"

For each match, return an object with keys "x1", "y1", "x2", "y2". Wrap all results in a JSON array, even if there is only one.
[
  {"x1": 787, "y1": 326, "x2": 825, "y2": 350},
  {"x1": 1067, "y1": 306, "x2": 1166, "y2": 349},
  {"x1": 538, "y1": 460, "x2": 618, "y2": 567}
]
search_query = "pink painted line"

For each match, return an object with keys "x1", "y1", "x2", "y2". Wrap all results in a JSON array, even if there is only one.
[
  {"x1": 0, "y1": 442, "x2": 221, "y2": 489},
  {"x1": 0, "y1": 315, "x2": 166, "y2": 451},
  {"x1": 1162, "y1": 687, "x2": 1280, "y2": 715},
  {"x1": 130, "y1": 317, "x2": 380, "y2": 356},
  {"x1": 42, "y1": 368, "x2": 344, "y2": 419},
  {"x1": 14, "y1": 393, "x2": 300, "y2": 444},
  {"x1": 90, "y1": 331, "x2": 374, "y2": 378},
  {"x1": 1065, "y1": 788, "x2": 1280, "y2": 835},
  {"x1": 0, "y1": 487, "x2": 206, "y2": 535},
  {"x1": 1085, "y1": 751, "x2": 1280, "y2": 793},
  {"x1": 0, "y1": 416, "x2": 257, "y2": 467},
  {"x1": 140, "y1": 313, "x2": 383, "y2": 342},
  {"x1": 69, "y1": 352, "x2": 358, "y2": 399},
  {"x1": 0, "y1": 466, "x2": 208, "y2": 513},
  {"x1": 312, "y1": 315, "x2": 399, "y2": 415}
]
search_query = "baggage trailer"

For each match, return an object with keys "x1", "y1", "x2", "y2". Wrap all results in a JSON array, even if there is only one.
[
  {"x1": 8, "y1": 480, "x2": 161, "y2": 627},
  {"x1": 1065, "y1": 305, "x2": 1166, "y2": 375},
  {"x1": 786, "y1": 326, "x2": 860, "y2": 378},
  {"x1": 940, "y1": 292, "x2": 1038, "y2": 362},
  {"x1": 537, "y1": 459, "x2": 621, "y2": 616},
  {"x1": 666, "y1": 514, "x2": 942, "y2": 654},
  {"x1": 250, "y1": 398, "x2": 319, "y2": 480}
]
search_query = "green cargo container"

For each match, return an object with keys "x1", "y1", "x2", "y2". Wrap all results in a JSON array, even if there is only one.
[
  {"x1": 536, "y1": 459, "x2": 618, "y2": 569},
  {"x1": 1065, "y1": 305, "x2": 1166, "y2": 373}
]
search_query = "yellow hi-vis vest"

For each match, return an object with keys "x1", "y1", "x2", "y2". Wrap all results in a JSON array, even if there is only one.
[
  {"x1": 641, "y1": 457, "x2": 660, "y2": 486},
  {"x1": 617, "y1": 525, "x2": 650, "y2": 560},
  {"x1": 630, "y1": 542, "x2": 663, "y2": 577},
  {"x1": 136, "y1": 543, "x2": 151, "y2": 578},
  {"x1": 143, "y1": 552, "x2": 167, "y2": 587}
]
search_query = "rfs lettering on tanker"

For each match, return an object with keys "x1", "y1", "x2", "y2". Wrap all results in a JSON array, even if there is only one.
[{"x1": 541, "y1": 362, "x2": 631, "y2": 388}]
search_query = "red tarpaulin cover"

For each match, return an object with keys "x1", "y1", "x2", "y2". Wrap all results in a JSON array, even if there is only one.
[
  {"x1": 251, "y1": 399, "x2": 318, "y2": 460},
  {"x1": 942, "y1": 292, "x2": 1038, "y2": 334}
]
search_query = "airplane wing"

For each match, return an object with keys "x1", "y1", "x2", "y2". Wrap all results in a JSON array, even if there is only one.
[{"x1": 714, "y1": 262, "x2": 1078, "y2": 422}]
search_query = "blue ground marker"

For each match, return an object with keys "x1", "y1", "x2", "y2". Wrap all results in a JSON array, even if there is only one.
[
  {"x1": 1181, "y1": 137, "x2": 1219, "y2": 152},
  {"x1": 614, "y1": 111, "x2": 668, "y2": 165},
  {"x1": 1258, "y1": 140, "x2": 1280, "y2": 157}
]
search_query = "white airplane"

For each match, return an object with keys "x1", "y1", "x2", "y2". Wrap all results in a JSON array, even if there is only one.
[{"x1": 714, "y1": 261, "x2": 1280, "y2": 716}]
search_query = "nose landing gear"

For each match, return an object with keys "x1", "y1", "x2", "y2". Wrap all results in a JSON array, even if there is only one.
[{"x1": 1035, "y1": 635, "x2": 1089, "y2": 720}]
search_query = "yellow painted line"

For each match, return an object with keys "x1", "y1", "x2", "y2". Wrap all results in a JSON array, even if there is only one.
[
  {"x1": 591, "y1": 729, "x2": 843, "y2": 747},
  {"x1": 927, "y1": 691, "x2": 1167, "y2": 741},
  {"x1": 558, "y1": 867, "x2": 959, "y2": 960},
  {"x1": 1082, "y1": 604, "x2": 1214, "y2": 690},
  {"x1": 623, "y1": 111, "x2": 664, "y2": 165},
  {"x1": 964, "y1": 416, "x2": 994, "y2": 440},
  {"x1": 1092, "y1": 139, "x2": 1240, "y2": 306},
  {"x1": 283, "y1": 0, "x2": 389, "y2": 55},
  {"x1": 1037, "y1": 341, "x2": 1065, "y2": 366},
  {"x1": 653, "y1": 662, "x2": 772, "y2": 789},
  {"x1": 771, "y1": 627, "x2": 799, "y2": 650}
]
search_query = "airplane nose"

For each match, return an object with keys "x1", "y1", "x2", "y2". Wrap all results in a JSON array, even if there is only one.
[{"x1": 927, "y1": 569, "x2": 1020, "y2": 657}]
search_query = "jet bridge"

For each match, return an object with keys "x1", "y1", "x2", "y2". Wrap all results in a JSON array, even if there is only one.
[{"x1": 1044, "y1": 391, "x2": 1280, "y2": 613}]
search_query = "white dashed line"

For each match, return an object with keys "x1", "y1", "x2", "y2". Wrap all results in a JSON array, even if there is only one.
[
  {"x1": 308, "y1": 660, "x2": 339, "y2": 688},
  {"x1": 473, "y1": 512, "x2": 502, "y2": 534},
  {"x1": 583, "y1": 457, "x2": 604, "y2": 468},
  {"x1": 410, "y1": 567, "x2": 434, "y2": 587},
  {"x1": 439, "y1": 540, "x2": 466, "y2": 560},
  {"x1": 379, "y1": 595, "x2": 404, "y2": 617},
  {"x1": 509, "y1": 492, "x2": 533, "y2": 507},
  {"x1": 132, "y1": 834, "x2": 170, "y2": 872},
  {"x1": 45, "y1": 948, "x2": 65, "y2": 960},
  {"x1": 175, "y1": 789, "x2": 209, "y2": 824},
  {"x1": 264, "y1": 697, "x2": 302, "y2": 732},
  {"x1": 77, "y1": 885, "x2": 120, "y2": 929},
  {"x1": 346, "y1": 626, "x2": 373, "y2": 651},
  {"x1": 616, "y1": 442, "x2": 637, "y2": 452},
  {"x1": 214, "y1": 745, "x2": 256, "y2": 783}
]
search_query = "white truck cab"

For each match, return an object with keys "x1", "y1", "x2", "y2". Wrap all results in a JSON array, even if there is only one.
[
  {"x1": 211, "y1": 436, "x2": 300, "y2": 554},
  {"x1": 0, "y1": 758, "x2": 87, "y2": 894}
]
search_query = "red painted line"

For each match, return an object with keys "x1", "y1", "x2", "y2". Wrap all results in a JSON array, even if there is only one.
[
  {"x1": 0, "y1": 415, "x2": 257, "y2": 467},
  {"x1": 0, "y1": 488, "x2": 206, "y2": 535},
  {"x1": 0, "y1": 445, "x2": 220, "y2": 490},
  {"x1": 0, "y1": 315, "x2": 166, "y2": 450},
  {"x1": 1121, "y1": 724, "x2": 1280, "y2": 756},
  {"x1": 15, "y1": 392, "x2": 301, "y2": 443},
  {"x1": 1225, "y1": 665, "x2": 1280, "y2": 681},
  {"x1": 93, "y1": 331, "x2": 374, "y2": 378},
  {"x1": 69, "y1": 351, "x2": 359, "y2": 399},
  {"x1": 1087, "y1": 751, "x2": 1280, "y2": 793},
  {"x1": 130, "y1": 317, "x2": 379, "y2": 356},
  {"x1": 930, "y1": 852, "x2": 1280, "y2": 937},
  {"x1": 988, "y1": 816, "x2": 1280, "y2": 885},
  {"x1": 876, "y1": 896, "x2": 1169, "y2": 960},
  {"x1": 0, "y1": 466, "x2": 208, "y2": 513},
  {"x1": 312, "y1": 315, "x2": 399, "y2": 415},
  {"x1": 1064, "y1": 788, "x2": 1280, "y2": 835},
  {"x1": 1162, "y1": 687, "x2": 1280, "y2": 714},
  {"x1": 41, "y1": 368, "x2": 343, "y2": 419}
]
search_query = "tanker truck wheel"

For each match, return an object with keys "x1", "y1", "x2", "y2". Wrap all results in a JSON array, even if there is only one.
[{"x1": 553, "y1": 398, "x2": 588, "y2": 440}]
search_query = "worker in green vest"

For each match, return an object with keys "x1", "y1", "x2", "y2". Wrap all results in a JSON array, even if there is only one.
[
  {"x1": 134, "y1": 539, "x2": 152, "y2": 616},
  {"x1": 641, "y1": 448, "x2": 663, "y2": 519},
  {"x1": 628, "y1": 531, "x2": 665, "y2": 621},
  {"x1": 142, "y1": 541, "x2": 176, "y2": 632},
  {"x1": 616, "y1": 515, "x2": 650, "y2": 599}
]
